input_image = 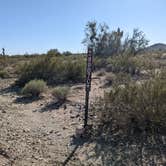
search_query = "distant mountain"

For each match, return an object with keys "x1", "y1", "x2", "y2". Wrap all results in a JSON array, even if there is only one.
[{"x1": 146, "y1": 43, "x2": 166, "y2": 52}]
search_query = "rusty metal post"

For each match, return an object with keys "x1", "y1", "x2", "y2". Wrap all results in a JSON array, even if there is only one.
[{"x1": 84, "y1": 47, "x2": 93, "y2": 128}]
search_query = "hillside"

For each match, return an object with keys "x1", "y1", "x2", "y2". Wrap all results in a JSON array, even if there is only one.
[{"x1": 146, "y1": 43, "x2": 166, "y2": 52}]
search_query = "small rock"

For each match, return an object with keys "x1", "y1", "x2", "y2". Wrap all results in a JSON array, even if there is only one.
[
  {"x1": 71, "y1": 122, "x2": 77, "y2": 126},
  {"x1": 70, "y1": 115, "x2": 75, "y2": 119},
  {"x1": 2, "y1": 110, "x2": 6, "y2": 113},
  {"x1": 63, "y1": 104, "x2": 67, "y2": 110},
  {"x1": 49, "y1": 130, "x2": 54, "y2": 134},
  {"x1": 70, "y1": 110, "x2": 73, "y2": 114},
  {"x1": 57, "y1": 133, "x2": 61, "y2": 136},
  {"x1": 75, "y1": 114, "x2": 80, "y2": 118}
]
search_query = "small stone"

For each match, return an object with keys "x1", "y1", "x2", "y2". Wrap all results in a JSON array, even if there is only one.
[
  {"x1": 70, "y1": 115, "x2": 75, "y2": 118},
  {"x1": 2, "y1": 110, "x2": 6, "y2": 113},
  {"x1": 63, "y1": 127, "x2": 67, "y2": 130},
  {"x1": 57, "y1": 133, "x2": 61, "y2": 136},
  {"x1": 49, "y1": 130, "x2": 54, "y2": 134},
  {"x1": 71, "y1": 122, "x2": 77, "y2": 126},
  {"x1": 75, "y1": 114, "x2": 80, "y2": 118},
  {"x1": 63, "y1": 104, "x2": 67, "y2": 110}
]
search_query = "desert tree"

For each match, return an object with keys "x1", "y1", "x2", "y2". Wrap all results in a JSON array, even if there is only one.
[
  {"x1": 47, "y1": 49, "x2": 61, "y2": 56},
  {"x1": 82, "y1": 21, "x2": 98, "y2": 51},
  {"x1": 83, "y1": 21, "x2": 149, "y2": 56},
  {"x1": 62, "y1": 51, "x2": 72, "y2": 56},
  {"x1": 128, "y1": 28, "x2": 149, "y2": 55},
  {"x1": 2, "y1": 48, "x2": 5, "y2": 56}
]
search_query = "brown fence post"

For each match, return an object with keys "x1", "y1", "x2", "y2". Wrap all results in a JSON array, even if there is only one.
[{"x1": 84, "y1": 47, "x2": 93, "y2": 128}]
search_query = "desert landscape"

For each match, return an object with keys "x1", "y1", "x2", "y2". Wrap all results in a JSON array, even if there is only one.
[
  {"x1": 0, "y1": 43, "x2": 166, "y2": 165},
  {"x1": 1, "y1": 1, "x2": 166, "y2": 165}
]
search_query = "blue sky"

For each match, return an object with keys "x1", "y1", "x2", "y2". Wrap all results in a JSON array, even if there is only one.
[{"x1": 0, "y1": 0, "x2": 166, "y2": 55}]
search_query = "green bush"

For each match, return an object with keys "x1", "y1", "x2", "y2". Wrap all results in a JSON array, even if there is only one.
[
  {"x1": 52, "y1": 86, "x2": 70, "y2": 102},
  {"x1": 105, "y1": 72, "x2": 132, "y2": 87},
  {"x1": 0, "y1": 57, "x2": 7, "y2": 69},
  {"x1": 93, "y1": 75, "x2": 166, "y2": 137},
  {"x1": 113, "y1": 72, "x2": 132, "y2": 86},
  {"x1": 104, "y1": 73, "x2": 115, "y2": 86},
  {"x1": 93, "y1": 57, "x2": 109, "y2": 70},
  {"x1": 21, "y1": 79, "x2": 47, "y2": 97},
  {"x1": 16, "y1": 56, "x2": 86, "y2": 86},
  {"x1": 106, "y1": 56, "x2": 139, "y2": 75},
  {"x1": 0, "y1": 70, "x2": 9, "y2": 79}
]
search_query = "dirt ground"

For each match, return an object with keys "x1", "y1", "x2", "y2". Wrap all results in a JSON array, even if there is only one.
[
  {"x1": 0, "y1": 74, "x2": 105, "y2": 166},
  {"x1": 0, "y1": 68, "x2": 166, "y2": 166}
]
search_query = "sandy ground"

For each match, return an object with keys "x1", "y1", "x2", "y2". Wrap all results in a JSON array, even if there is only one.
[
  {"x1": 0, "y1": 70, "x2": 166, "y2": 166},
  {"x1": 0, "y1": 74, "x2": 105, "y2": 166}
]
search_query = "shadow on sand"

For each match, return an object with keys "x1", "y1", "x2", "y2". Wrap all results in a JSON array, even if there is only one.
[
  {"x1": 0, "y1": 84, "x2": 20, "y2": 95},
  {"x1": 38, "y1": 101, "x2": 65, "y2": 112},
  {"x1": 14, "y1": 96, "x2": 44, "y2": 104},
  {"x1": 62, "y1": 135, "x2": 88, "y2": 166}
]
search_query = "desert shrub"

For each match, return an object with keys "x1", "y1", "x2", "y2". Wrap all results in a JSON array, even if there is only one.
[
  {"x1": 0, "y1": 70, "x2": 9, "y2": 79},
  {"x1": 52, "y1": 86, "x2": 70, "y2": 102},
  {"x1": 21, "y1": 79, "x2": 47, "y2": 97},
  {"x1": 96, "y1": 69, "x2": 106, "y2": 77},
  {"x1": 104, "y1": 73, "x2": 116, "y2": 86},
  {"x1": 62, "y1": 51, "x2": 72, "y2": 56},
  {"x1": 113, "y1": 72, "x2": 132, "y2": 86},
  {"x1": 16, "y1": 56, "x2": 86, "y2": 86},
  {"x1": 106, "y1": 56, "x2": 139, "y2": 75},
  {"x1": 92, "y1": 76, "x2": 166, "y2": 138},
  {"x1": 93, "y1": 57, "x2": 109, "y2": 70},
  {"x1": 105, "y1": 72, "x2": 132, "y2": 87},
  {"x1": 93, "y1": 55, "x2": 139, "y2": 75},
  {"x1": 0, "y1": 57, "x2": 8, "y2": 69},
  {"x1": 47, "y1": 49, "x2": 61, "y2": 56},
  {"x1": 133, "y1": 55, "x2": 159, "y2": 71}
]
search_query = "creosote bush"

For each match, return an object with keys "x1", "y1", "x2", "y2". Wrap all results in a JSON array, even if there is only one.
[
  {"x1": 16, "y1": 56, "x2": 86, "y2": 86},
  {"x1": 93, "y1": 75, "x2": 166, "y2": 137},
  {"x1": 21, "y1": 79, "x2": 47, "y2": 97},
  {"x1": 105, "y1": 72, "x2": 132, "y2": 87},
  {"x1": 106, "y1": 55, "x2": 139, "y2": 75},
  {"x1": 93, "y1": 57, "x2": 109, "y2": 70},
  {"x1": 52, "y1": 86, "x2": 70, "y2": 102},
  {"x1": 0, "y1": 70, "x2": 9, "y2": 79}
]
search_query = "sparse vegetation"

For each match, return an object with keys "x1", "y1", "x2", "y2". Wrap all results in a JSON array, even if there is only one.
[
  {"x1": 93, "y1": 57, "x2": 109, "y2": 70},
  {"x1": 47, "y1": 49, "x2": 61, "y2": 57},
  {"x1": 16, "y1": 55, "x2": 86, "y2": 86},
  {"x1": 105, "y1": 72, "x2": 132, "y2": 86},
  {"x1": 0, "y1": 18, "x2": 166, "y2": 165},
  {"x1": 0, "y1": 70, "x2": 9, "y2": 79},
  {"x1": 52, "y1": 86, "x2": 70, "y2": 102},
  {"x1": 21, "y1": 79, "x2": 47, "y2": 97},
  {"x1": 106, "y1": 55, "x2": 139, "y2": 75},
  {"x1": 92, "y1": 74, "x2": 166, "y2": 137}
]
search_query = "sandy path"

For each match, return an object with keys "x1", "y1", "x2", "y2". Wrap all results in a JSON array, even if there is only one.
[{"x1": 0, "y1": 74, "x2": 104, "y2": 166}]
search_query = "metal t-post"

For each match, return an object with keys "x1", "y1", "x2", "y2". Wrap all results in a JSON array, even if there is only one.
[{"x1": 84, "y1": 47, "x2": 93, "y2": 128}]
